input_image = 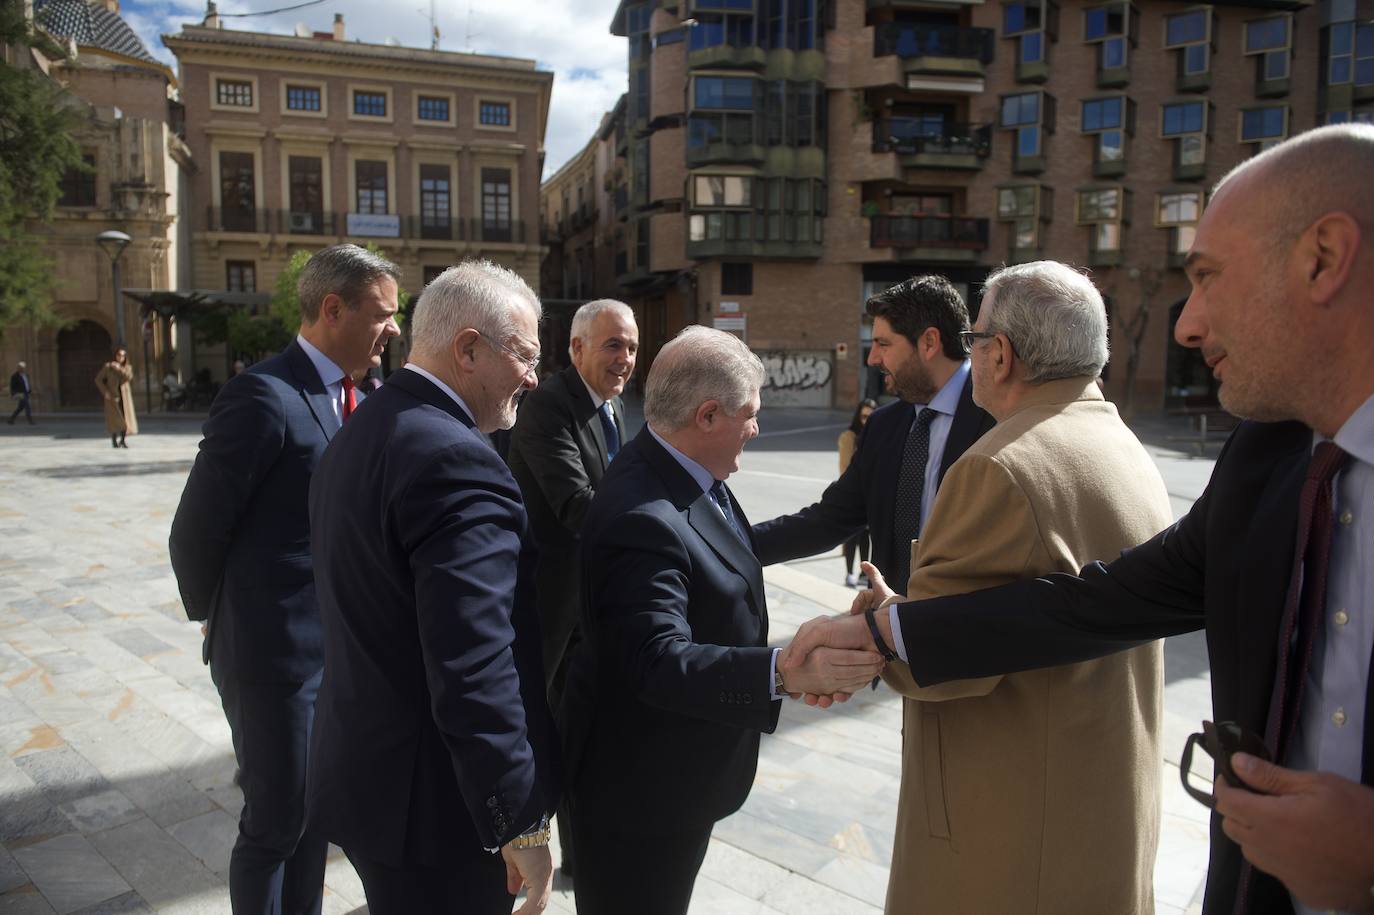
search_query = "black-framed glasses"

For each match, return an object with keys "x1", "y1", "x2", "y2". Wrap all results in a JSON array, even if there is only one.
[
  {"x1": 959, "y1": 330, "x2": 999, "y2": 350},
  {"x1": 478, "y1": 331, "x2": 541, "y2": 374}
]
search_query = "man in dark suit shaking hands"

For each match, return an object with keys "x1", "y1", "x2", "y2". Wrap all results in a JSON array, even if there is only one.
[
  {"x1": 168, "y1": 244, "x2": 401, "y2": 915},
  {"x1": 562, "y1": 326, "x2": 885, "y2": 915},
  {"x1": 507, "y1": 298, "x2": 637, "y2": 878},
  {"x1": 752, "y1": 276, "x2": 994, "y2": 594},
  {"x1": 307, "y1": 261, "x2": 558, "y2": 914}
]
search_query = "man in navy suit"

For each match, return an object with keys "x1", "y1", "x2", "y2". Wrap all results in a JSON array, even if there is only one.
[
  {"x1": 752, "y1": 275, "x2": 994, "y2": 591},
  {"x1": 169, "y1": 244, "x2": 401, "y2": 915},
  {"x1": 307, "y1": 261, "x2": 558, "y2": 914},
  {"x1": 561, "y1": 326, "x2": 884, "y2": 915},
  {"x1": 784, "y1": 124, "x2": 1374, "y2": 915}
]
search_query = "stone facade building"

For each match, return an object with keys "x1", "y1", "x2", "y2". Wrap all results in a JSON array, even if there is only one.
[
  {"x1": 1, "y1": 0, "x2": 191, "y2": 412},
  {"x1": 546, "y1": 0, "x2": 1366, "y2": 409},
  {"x1": 163, "y1": 11, "x2": 553, "y2": 374}
]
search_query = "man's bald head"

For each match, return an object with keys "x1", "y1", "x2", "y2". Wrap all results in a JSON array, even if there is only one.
[{"x1": 1212, "y1": 123, "x2": 1374, "y2": 250}]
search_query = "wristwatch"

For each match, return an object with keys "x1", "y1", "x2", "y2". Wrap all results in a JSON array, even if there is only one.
[
  {"x1": 510, "y1": 814, "x2": 551, "y2": 849},
  {"x1": 774, "y1": 666, "x2": 787, "y2": 695}
]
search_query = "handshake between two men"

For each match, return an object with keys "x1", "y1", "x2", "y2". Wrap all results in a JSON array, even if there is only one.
[{"x1": 782, "y1": 560, "x2": 900, "y2": 707}]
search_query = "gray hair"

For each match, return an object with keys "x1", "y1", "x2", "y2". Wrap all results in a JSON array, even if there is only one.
[
  {"x1": 297, "y1": 244, "x2": 401, "y2": 323},
  {"x1": 980, "y1": 261, "x2": 1108, "y2": 384},
  {"x1": 409, "y1": 259, "x2": 542, "y2": 359},
  {"x1": 568, "y1": 299, "x2": 636, "y2": 356},
  {"x1": 644, "y1": 326, "x2": 765, "y2": 432}
]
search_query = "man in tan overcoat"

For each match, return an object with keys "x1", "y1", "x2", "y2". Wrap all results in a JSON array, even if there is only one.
[
  {"x1": 830, "y1": 260, "x2": 1174, "y2": 914},
  {"x1": 95, "y1": 347, "x2": 137, "y2": 448}
]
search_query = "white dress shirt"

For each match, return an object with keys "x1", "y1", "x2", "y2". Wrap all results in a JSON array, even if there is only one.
[
  {"x1": 1291, "y1": 392, "x2": 1374, "y2": 915},
  {"x1": 402, "y1": 362, "x2": 476, "y2": 425}
]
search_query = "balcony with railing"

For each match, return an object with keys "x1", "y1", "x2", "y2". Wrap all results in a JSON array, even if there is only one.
[
  {"x1": 871, "y1": 119, "x2": 991, "y2": 169},
  {"x1": 203, "y1": 207, "x2": 527, "y2": 245},
  {"x1": 869, "y1": 213, "x2": 988, "y2": 262},
  {"x1": 873, "y1": 22, "x2": 994, "y2": 78}
]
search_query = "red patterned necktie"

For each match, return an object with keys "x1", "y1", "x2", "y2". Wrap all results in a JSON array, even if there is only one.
[{"x1": 341, "y1": 375, "x2": 356, "y2": 421}]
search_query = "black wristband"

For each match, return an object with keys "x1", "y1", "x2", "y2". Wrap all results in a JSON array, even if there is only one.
[{"x1": 864, "y1": 607, "x2": 898, "y2": 662}]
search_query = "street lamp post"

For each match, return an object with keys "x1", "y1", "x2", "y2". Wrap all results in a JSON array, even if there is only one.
[{"x1": 95, "y1": 230, "x2": 132, "y2": 349}]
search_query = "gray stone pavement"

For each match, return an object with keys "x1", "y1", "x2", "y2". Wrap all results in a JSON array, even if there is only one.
[{"x1": 0, "y1": 411, "x2": 1216, "y2": 914}]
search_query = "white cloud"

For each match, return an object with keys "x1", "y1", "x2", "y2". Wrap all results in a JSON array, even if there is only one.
[{"x1": 121, "y1": 0, "x2": 628, "y2": 176}]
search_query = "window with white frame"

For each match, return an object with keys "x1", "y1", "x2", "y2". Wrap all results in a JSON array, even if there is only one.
[
  {"x1": 1004, "y1": 0, "x2": 1057, "y2": 66},
  {"x1": 1243, "y1": 15, "x2": 1292, "y2": 82},
  {"x1": 1081, "y1": 96, "x2": 1131, "y2": 164},
  {"x1": 216, "y1": 78, "x2": 254, "y2": 107},
  {"x1": 1156, "y1": 190, "x2": 1202, "y2": 256},
  {"x1": 1239, "y1": 106, "x2": 1288, "y2": 148},
  {"x1": 1163, "y1": 8, "x2": 1210, "y2": 77},
  {"x1": 1327, "y1": 21, "x2": 1374, "y2": 86},
  {"x1": 1161, "y1": 100, "x2": 1207, "y2": 166},
  {"x1": 1084, "y1": 2, "x2": 1136, "y2": 72},
  {"x1": 997, "y1": 184, "x2": 1049, "y2": 249},
  {"x1": 1001, "y1": 91, "x2": 1054, "y2": 158},
  {"x1": 1075, "y1": 187, "x2": 1124, "y2": 252}
]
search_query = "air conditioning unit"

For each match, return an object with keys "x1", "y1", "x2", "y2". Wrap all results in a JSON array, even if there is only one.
[{"x1": 289, "y1": 212, "x2": 316, "y2": 233}]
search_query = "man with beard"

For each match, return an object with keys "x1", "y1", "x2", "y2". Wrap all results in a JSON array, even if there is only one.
[
  {"x1": 306, "y1": 261, "x2": 557, "y2": 914},
  {"x1": 752, "y1": 275, "x2": 994, "y2": 594}
]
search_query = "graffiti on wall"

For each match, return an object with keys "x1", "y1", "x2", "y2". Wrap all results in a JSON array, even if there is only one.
[{"x1": 758, "y1": 350, "x2": 833, "y2": 407}]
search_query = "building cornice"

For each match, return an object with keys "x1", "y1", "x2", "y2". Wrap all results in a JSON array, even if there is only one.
[{"x1": 162, "y1": 27, "x2": 553, "y2": 92}]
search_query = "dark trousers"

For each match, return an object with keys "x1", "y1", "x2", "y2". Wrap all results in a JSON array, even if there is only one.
[
  {"x1": 570, "y1": 814, "x2": 712, "y2": 915},
  {"x1": 842, "y1": 528, "x2": 870, "y2": 574},
  {"x1": 213, "y1": 665, "x2": 328, "y2": 915},
  {"x1": 8, "y1": 394, "x2": 31, "y2": 424},
  {"x1": 345, "y1": 846, "x2": 513, "y2": 915}
]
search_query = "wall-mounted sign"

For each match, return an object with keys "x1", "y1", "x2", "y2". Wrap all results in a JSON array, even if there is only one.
[
  {"x1": 346, "y1": 213, "x2": 401, "y2": 238},
  {"x1": 719, "y1": 301, "x2": 741, "y2": 314}
]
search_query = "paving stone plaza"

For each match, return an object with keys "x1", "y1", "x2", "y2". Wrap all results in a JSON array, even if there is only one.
[{"x1": 0, "y1": 412, "x2": 1216, "y2": 914}]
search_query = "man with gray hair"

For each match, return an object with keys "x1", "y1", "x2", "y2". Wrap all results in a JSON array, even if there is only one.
[
  {"x1": 170, "y1": 243, "x2": 400, "y2": 915},
  {"x1": 803, "y1": 261, "x2": 1174, "y2": 913},
  {"x1": 560, "y1": 325, "x2": 885, "y2": 914},
  {"x1": 507, "y1": 298, "x2": 636, "y2": 879},
  {"x1": 307, "y1": 259, "x2": 557, "y2": 914}
]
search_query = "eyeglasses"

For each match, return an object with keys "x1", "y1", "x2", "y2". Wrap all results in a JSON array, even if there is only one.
[
  {"x1": 958, "y1": 330, "x2": 999, "y2": 350},
  {"x1": 478, "y1": 331, "x2": 541, "y2": 373}
]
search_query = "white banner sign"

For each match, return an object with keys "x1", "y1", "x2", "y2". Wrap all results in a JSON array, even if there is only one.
[{"x1": 347, "y1": 213, "x2": 400, "y2": 238}]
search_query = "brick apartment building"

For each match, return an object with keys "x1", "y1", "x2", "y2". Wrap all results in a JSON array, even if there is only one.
[
  {"x1": 163, "y1": 9, "x2": 552, "y2": 376},
  {"x1": 543, "y1": 0, "x2": 1370, "y2": 409}
]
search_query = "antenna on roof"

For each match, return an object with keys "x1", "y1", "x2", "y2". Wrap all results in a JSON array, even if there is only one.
[{"x1": 465, "y1": 0, "x2": 480, "y2": 52}]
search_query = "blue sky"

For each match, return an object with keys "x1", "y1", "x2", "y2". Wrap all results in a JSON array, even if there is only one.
[{"x1": 118, "y1": 0, "x2": 629, "y2": 177}]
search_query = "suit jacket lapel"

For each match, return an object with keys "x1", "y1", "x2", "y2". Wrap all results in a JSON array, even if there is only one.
[
  {"x1": 286, "y1": 341, "x2": 337, "y2": 442},
  {"x1": 939, "y1": 372, "x2": 992, "y2": 484},
  {"x1": 637, "y1": 429, "x2": 765, "y2": 614},
  {"x1": 565, "y1": 366, "x2": 611, "y2": 469}
]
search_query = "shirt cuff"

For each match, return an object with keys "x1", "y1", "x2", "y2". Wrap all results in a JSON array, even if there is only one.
[
  {"x1": 769, "y1": 648, "x2": 785, "y2": 700},
  {"x1": 888, "y1": 605, "x2": 909, "y2": 663}
]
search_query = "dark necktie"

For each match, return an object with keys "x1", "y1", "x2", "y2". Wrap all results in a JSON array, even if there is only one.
[
  {"x1": 599, "y1": 401, "x2": 620, "y2": 462},
  {"x1": 891, "y1": 407, "x2": 938, "y2": 592},
  {"x1": 710, "y1": 480, "x2": 747, "y2": 544},
  {"x1": 1233, "y1": 442, "x2": 1348, "y2": 915},
  {"x1": 341, "y1": 375, "x2": 356, "y2": 422},
  {"x1": 1264, "y1": 441, "x2": 1350, "y2": 763}
]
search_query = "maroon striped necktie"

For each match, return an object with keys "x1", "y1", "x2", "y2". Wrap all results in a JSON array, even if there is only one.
[{"x1": 1234, "y1": 440, "x2": 1348, "y2": 915}]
